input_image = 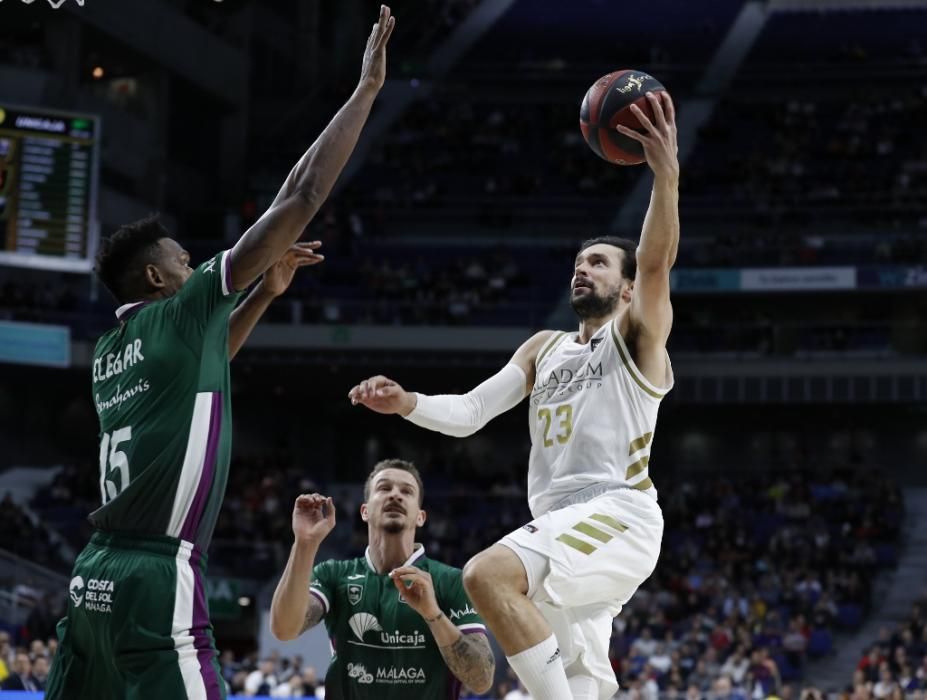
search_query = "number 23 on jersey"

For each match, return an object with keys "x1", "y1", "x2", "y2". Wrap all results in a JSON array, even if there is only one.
[{"x1": 538, "y1": 404, "x2": 573, "y2": 447}]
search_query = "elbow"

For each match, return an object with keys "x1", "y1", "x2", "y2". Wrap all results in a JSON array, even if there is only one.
[
  {"x1": 473, "y1": 674, "x2": 494, "y2": 695},
  {"x1": 471, "y1": 668, "x2": 495, "y2": 695},
  {"x1": 269, "y1": 616, "x2": 298, "y2": 642},
  {"x1": 294, "y1": 181, "x2": 324, "y2": 213}
]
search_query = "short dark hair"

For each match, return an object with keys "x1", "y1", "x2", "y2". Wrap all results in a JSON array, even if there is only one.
[
  {"x1": 578, "y1": 236, "x2": 637, "y2": 281},
  {"x1": 95, "y1": 213, "x2": 172, "y2": 304},
  {"x1": 363, "y1": 459, "x2": 424, "y2": 506}
]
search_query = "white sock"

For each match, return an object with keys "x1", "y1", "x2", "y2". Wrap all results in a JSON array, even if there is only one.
[{"x1": 506, "y1": 634, "x2": 573, "y2": 700}]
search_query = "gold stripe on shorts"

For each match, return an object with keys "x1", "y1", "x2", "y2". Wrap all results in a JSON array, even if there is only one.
[
  {"x1": 589, "y1": 513, "x2": 629, "y2": 532},
  {"x1": 556, "y1": 533, "x2": 596, "y2": 555},
  {"x1": 572, "y1": 521, "x2": 613, "y2": 543}
]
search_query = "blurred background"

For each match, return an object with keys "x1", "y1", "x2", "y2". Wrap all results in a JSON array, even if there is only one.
[{"x1": 0, "y1": 0, "x2": 926, "y2": 697}]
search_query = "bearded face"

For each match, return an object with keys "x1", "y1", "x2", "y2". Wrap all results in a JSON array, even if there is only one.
[
  {"x1": 570, "y1": 278, "x2": 622, "y2": 319},
  {"x1": 570, "y1": 244, "x2": 630, "y2": 319}
]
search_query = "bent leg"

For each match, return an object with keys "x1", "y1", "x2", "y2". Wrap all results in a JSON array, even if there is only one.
[
  {"x1": 464, "y1": 544, "x2": 573, "y2": 700},
  {"x1": 462, "y1": 544, "x2": 549, "y2": 654}
]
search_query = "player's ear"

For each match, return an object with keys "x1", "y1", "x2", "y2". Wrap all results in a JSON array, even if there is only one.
[
  {"x1": 621, "y1": 280, "x2": 634, "y2": 303},
  {"x1": 416, "y1": 509, "x2": 426, "y2": 527},
  {"x1": 360, "y1": 503, "x2": 369, "y2": 522},
  {"x1": 144, "y1": 263, "x2": 166, "y2": 290}
]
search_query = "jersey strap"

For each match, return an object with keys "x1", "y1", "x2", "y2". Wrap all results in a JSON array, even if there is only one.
[{"x1": 609, "y1": 322, "x2": 672, "y2": 399}]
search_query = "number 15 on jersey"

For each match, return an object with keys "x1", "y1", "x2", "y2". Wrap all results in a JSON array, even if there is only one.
[{"x1": 99, "y1": 427, "x2": 132, "y2": 503}]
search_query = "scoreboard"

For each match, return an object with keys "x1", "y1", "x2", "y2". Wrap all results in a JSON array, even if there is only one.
[{"x1": 0, "y1": 104, "x2": 100, "y2": 272}]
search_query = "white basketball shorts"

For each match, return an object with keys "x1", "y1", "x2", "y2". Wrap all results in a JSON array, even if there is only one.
[{"x1": 500, "y1": 487, "x2": 664, "y2": 700}]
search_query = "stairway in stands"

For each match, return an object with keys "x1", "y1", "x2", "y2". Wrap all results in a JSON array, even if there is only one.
[{"x1": 807, "y1": 487, "x2": 927, "y2": 690}]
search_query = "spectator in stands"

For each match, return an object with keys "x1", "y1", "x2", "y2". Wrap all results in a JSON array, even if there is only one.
[
  {"x1": 783, "y1": 617, "x2": 809, "y2": 668},
  {"x1": 244, "y1": 657, "x2": 278, "y2": 696},
  {"x1": 301, "y1": 666, "x2": 320, "y2": 695},
  {"x1": 270, "y1": 671, "x2": 306, "y2": 697},
  {"x1": 747, "y1": 647, "x2": 780, "y2": 696},
  {"x1": 720, "y1": 645, "x2": 750, "y2": 685},
  {"x1": 713, "y1": 674, "x2": 746, "y2": 700},
  {"x1": 872, "y1": 663, "x2": 898, "y2": 698},
  {"x1": 1, "y1": 651, "x2": 38, "y2": 691},
  {"x1": 32, "y1": 655, "x2": 50, "y2": 691},
  {"x1": 632, "y1": 627, "x2": 659, "y2": 658}
]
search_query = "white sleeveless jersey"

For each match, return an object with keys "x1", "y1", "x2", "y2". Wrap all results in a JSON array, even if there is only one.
[{"x1": 526, "y1": 320, "x2": 674, "y2": 517}]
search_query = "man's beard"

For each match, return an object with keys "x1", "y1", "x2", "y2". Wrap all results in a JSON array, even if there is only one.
[
  {"x1": 571, "y1": 288, "x2": 620, "y2": 319},
  {"x1": 381, "y1": 519, "x2": 405, "y2": 534}
]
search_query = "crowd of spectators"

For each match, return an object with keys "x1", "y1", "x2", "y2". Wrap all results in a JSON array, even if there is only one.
[
  {"x1": 606, "y1": 472, "x2": 901, "y2": 697},
  {"x1": 19, "y1": 458, "x2": 903, "y2": 698},
  {"x1": 849, "y1": 597, "x2": 927, "y2": 696},
  {"x1": 0, "y1": 632, "x2": 53, "y2": 692},
  {"x1": 684, "y1": 88, "x2": 927, "y2": 233}
]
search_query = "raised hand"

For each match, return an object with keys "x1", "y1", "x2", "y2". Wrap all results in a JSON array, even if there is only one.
[
  {"x1": 389, "y1": 566, "x2": 441, "y2": 621},
  {"x1": 291, "y1": 494, "x2": 336, "y2": 545},
  {"x1": 359, "y1": 5, "x2": 396, "y2": 92},
  {"x1": 262, "y1": 242, "x2": 324, "y2": 298},
  {"x1": 348, "y1": 375, "x2": 416, "y2": 416},
  {"x1": 616, "y1": 91, "x2": 679, "y2": 183}
]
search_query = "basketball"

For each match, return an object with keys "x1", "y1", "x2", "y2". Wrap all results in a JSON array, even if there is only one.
[{"x1": 579, "y1": 69, "x2": 667, "y2": 165}]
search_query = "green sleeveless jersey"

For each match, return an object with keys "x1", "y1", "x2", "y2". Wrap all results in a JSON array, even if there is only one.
[
  {"x1": 310, "y1": 546, "x2": 486, "y2": 699},
  {"x1": 89, "y1": 250, "x2": 241, "y2": 550}
]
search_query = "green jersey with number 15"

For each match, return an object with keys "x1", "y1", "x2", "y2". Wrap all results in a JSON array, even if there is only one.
[{"x1": 89, "y1": 250, "x2": 241, "y2": 551}]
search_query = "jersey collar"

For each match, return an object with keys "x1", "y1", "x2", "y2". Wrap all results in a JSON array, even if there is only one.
[
  {"x1": 115, "y1": 301, "x2": 149, "y2": 321},
  {"x1": 364, "y1": 543, "x2": 426, "y2": 573}
]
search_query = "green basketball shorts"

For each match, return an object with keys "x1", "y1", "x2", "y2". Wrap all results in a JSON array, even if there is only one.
[{"x1": 45, "y1": 530, "x2": 226, "y2": 700}]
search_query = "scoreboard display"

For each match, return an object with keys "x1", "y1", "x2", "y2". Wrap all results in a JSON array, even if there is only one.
[{"x1": 0, "y1": 104, "x2": 100, "y2": 272}]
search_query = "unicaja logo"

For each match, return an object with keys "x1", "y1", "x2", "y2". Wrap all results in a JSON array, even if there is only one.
[
  {"x1": 0, "y1": 0, "x2": 85, "y2": 7},
  {"x1": 69, "y1": 576, "x2": 85, "y2": 607}
]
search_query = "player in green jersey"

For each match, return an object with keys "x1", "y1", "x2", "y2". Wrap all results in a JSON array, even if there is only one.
[
  {"x1": 45, "y1": 8, "x2": 397, "y2": 700},
  {"x1": 270, "y1": 459, "x2": 496, "y2": 699}
]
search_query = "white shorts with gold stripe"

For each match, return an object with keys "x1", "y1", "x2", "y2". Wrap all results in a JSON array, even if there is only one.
[{"x1": 499, "y1": 487, "x2": 664, "y2": 700}]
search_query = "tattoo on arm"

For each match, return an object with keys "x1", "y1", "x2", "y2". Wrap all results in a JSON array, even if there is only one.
[
  {"x1": 300, "y1": 595, "x2": 326, "y2": 634},
  {"x1": 439, "y1": 633, "x2": 495, "y2": 693}
]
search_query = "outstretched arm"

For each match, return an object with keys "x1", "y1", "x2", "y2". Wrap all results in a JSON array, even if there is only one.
[
  {"x1": 616, "y1": 91, "x2": 679, "y2": 383},
  {"x1": 348, "y1": 330, "x2": 555, "y2": 436},
  {"x1": 228, "y1": 242, "x2": 324, "y2": 360},
  {"x1": 228, "y1": 6, "x2": 395, "y2": 292},
  {"x1": 269, "y1": 494, "x2": 336, "y2": 641}
]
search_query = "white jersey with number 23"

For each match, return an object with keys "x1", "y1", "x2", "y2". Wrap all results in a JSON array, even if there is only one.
[{"x1": 527, "y1": 318, "x2": 674, "y2": 518}]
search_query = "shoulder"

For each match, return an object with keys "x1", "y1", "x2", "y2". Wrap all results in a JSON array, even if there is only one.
[
  {"x1": 528, "y1": 329, "x2": 561, "y2": 349},
  {"x1": 513, "y1": 329, "x2": 564, "y2": 366},
  {"x1": 532, "y1": 329, "x2": 571, "y2": 363}
]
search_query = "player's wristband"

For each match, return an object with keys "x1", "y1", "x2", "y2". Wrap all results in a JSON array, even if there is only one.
[{"x1": 424, "y1": 611, "x2": 444, "y2": 624}]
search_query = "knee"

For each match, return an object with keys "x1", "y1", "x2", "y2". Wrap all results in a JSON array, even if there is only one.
[
  {"x1": 463, "y1": 546, "x2": 526, "y2": 603},
  {"x1": 462, "y1": 554, "x2": 492, "y2": 602}
]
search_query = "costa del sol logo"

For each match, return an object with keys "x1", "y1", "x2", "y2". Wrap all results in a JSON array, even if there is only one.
[{"x1": 69, "y1": 576, "x2": 85, "y2": 607}]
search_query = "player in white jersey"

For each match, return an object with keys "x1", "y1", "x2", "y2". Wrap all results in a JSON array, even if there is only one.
[{"x1": 349, "y1": 90, "x2": 679, "y2": 700}]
